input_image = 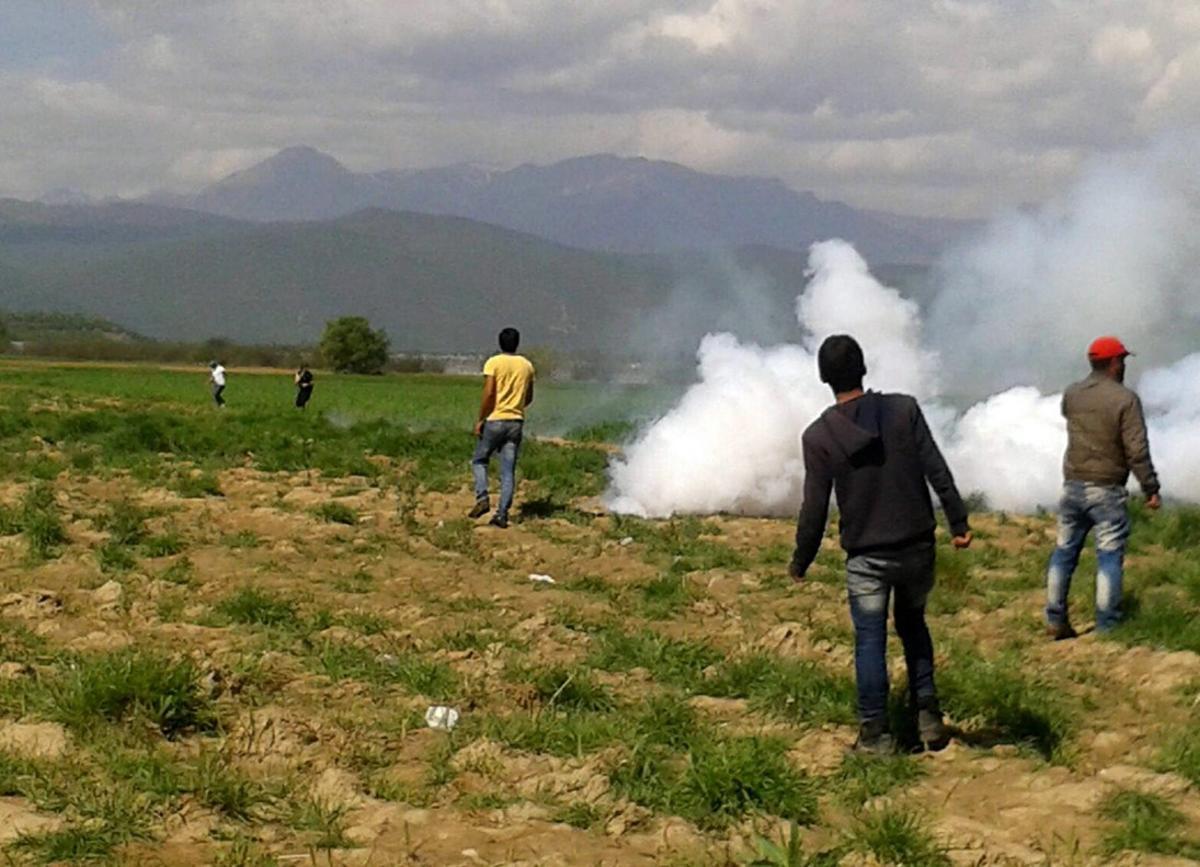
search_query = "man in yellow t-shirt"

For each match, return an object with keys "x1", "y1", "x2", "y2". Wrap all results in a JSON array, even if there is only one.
[{"x1": 469, "y1": 327, "x2": 536, "y2": 528}]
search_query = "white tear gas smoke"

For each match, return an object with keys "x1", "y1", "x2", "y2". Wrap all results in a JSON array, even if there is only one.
[
  {"x1": 607, "y1": 141, "x2": 1200, "y2": 517},
  {"x1": 606, "y1": 240, "x2": 945, "y2": 517},
  {"x1": 930, "y1": 136, "x2": 1200, "y2": 397}
]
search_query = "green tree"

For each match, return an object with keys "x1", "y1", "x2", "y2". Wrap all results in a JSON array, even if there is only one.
[
  {"x1": 319, "y1": 317, "x2": 390, "y2": 374},
  {"x1": 0, "y1": 316, "x2": 9, "y2": 352}
]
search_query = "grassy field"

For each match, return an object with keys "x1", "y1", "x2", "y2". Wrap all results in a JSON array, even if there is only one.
[
  {"x1": 0, "y1": 360, "x2": 1199, "y2": 866},
  {"x1": 0, "y1": 361, "x2": 676, "y2": 437}
]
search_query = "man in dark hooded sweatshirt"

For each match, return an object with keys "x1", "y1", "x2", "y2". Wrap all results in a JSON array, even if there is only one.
[{"x1": 790, "y1": 335, "x2": 972, "y2": 754}]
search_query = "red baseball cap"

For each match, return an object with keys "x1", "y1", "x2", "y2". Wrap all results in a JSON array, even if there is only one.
[{"x1": 1087, "y1": 336, "x2": 1133, "y2": 361}]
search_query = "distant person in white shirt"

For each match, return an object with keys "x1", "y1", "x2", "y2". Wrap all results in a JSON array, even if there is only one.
[{"x1": 209, "y1": 361, "x2": 227, "y2": 408}]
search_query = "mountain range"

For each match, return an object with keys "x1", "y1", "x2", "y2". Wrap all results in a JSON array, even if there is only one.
[
  {"x1": 0, "y1": 149, "x2": 955, "y2": 352},
  {"x1": 147, "y1": 147, "x2": 972, "y2": 263}
]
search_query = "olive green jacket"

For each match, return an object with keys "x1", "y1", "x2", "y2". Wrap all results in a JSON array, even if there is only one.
[{"x1": 1061, "y1": 372, "x2": 1160, "y2": 495}]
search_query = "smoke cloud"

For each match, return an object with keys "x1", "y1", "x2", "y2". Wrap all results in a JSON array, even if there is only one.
[{"x1": 607, "y1": 140, "x2": 1200, "y2": 517}]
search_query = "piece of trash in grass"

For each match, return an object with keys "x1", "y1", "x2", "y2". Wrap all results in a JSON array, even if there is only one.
[
  {"x1": 619, "y1": 536, "x2": 634, "y2": 546},
  {"x1": 425, "y1": 705, "x2": 460, "y2": 731},
  {"x1": 529, "y1": 573, "x2": 556, "y2": 584}
]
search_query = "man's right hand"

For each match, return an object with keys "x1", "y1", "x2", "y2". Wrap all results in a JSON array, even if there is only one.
[
  {"x1": 1147, "y1": 493, "x2": 1162, "y2": 510},
  {"x1": 952, "y1": 531, "x2": 972, "y2": 549}
]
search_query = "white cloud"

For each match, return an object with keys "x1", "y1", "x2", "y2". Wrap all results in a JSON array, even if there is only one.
[{"x1": 0, "y1": 1, "x2": 1196, "y2": 214}]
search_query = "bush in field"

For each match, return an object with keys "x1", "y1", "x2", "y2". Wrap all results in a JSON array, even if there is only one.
[{"x1": 319, "y1": 317, "x2": 390, "y2": 374}]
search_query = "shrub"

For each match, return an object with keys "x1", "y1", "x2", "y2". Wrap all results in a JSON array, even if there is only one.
[{"x1": 319, "y1": 316, "x2": 390, "y2": 375}]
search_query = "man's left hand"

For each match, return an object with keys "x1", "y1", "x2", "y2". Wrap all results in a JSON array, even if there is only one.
[
  {"x1": 788, "y1": 560, "x2": 805, "y2": 583},
  {"x1": 473, "y1": 420, "x2": 484, "y2": 437},
  {"x1": 952, "y1": 532, "x2": 972, "y2": 549}
]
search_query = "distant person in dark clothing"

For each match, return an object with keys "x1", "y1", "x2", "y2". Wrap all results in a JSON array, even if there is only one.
[
  {"x1": 209, "y1": 361, "x2": 226, "y2": 408},
  {"x1": 294, "y1": 364, "x2": 315, "y2": 409},
  {"x1": 790, "y1": 335, "x2": 971, "y2": 754}
]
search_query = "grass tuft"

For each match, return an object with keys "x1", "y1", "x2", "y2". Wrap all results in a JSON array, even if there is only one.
[
  {"x1": 1099, "y1": 789, "x2": 1200, "y2": 858},
  {"x1": 313, "y1": 501, "x2": 358, "y2": 525},
  {"x1": 214, "y1": 586, "x2": 299, "y2": 627},
  {"x1": 844, "y1": 806, "x2": 950, "y2": 866},
  {"x1": 44, "y1": 648, "x2": 217, "y2": 738}
]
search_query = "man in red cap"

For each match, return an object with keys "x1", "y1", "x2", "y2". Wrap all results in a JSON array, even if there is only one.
[{"x1": 1046, "y1": 336, "x2": 1161, "y2": 639}]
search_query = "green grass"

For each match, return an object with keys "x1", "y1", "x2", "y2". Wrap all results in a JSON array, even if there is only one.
[
  {"x1": 833, "y1": 753, "x2": 926, "y2": 805},
  {"x1": 427, "y1": 518, "x2": 481, "y2": 558},
  {"x1": 1129, "y1": 502, "x2": 1200, "y2": 553},
  {"x1": 636, "y1": 573, "x2": 701, "y2": 619},
  {"x1": 0, "y1": 362, "x2": 673, "y2": 436},
  {"x1": 609, "y1": 731, "x2": 818, "y2": 830},
  {"x1": 313, "y1": 501, "x2": 358, "y2": 525},
  {"x1": 142, "y1": 530, "x2": 185, "y2": 557},
  {"x1": 286, "y1": 797, "x2": 352, "y2": 849},
  {"x1": 213, "y1": 587, "x2": 299, "y2": 628},
  {"x1": 586, "y1": 627, "x2": 723, "y2": 690},
  {"x1": 0, "y1": 367, "x2": 629, "y2": 505},
  {"x1": 1099, "y1": 789, "x2": 1200, "y2": 859},
  {"x1": 1157, "y1": 726, "x2": 1200, "y2": 785},
  {"x1": 39, "y1": 648, "x2": 217, "y2": 738},
  {"x1": 479, "y1": 710, "x2": 623, "y2": 759},
  {"x1": 11, "y1": 482, "x2": 67, "y2": 561},
  {"x1": 939, "y1": 650, "x2": 1073, "y2": 761},
  {"x1": 308, "y1": 642, "x2": 456, "y2": 699},
  {"x1": 844, "y1": 806, "x2": 950, "y2": 866},
  {"x1": 188, "y1": 751, "x2": 275, "y2": 820},
  {"x1": 705, "y1": 654, "x2": 857, "y2": 726},
  {"x1": 530, "y1": 666, "x2": 616, "y2": 712},
  {"x1": 552, "y1": 801, "x2": 606, "y2": 830},
  {"x1": 95, "y1": 498, "x2": 149, "y2": 546}
]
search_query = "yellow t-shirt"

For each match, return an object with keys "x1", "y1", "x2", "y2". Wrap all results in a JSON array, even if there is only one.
[{"x1": 483, "y1": 353, "x2": 535, "y2": 421}]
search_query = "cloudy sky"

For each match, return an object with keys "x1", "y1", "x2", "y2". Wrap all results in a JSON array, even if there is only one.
[{"x1": 2, "y1": 0, "x2": 1198, "y2": 216}]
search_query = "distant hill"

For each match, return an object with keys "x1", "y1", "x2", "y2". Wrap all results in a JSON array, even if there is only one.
[
  {"x1": 4, "y1": 206, "x2": 918, "y2": 352},
  {"x1": 0, "y1": 198, "x2": 246, "y2": 270},
  {"x1": 148, "y1": 148, "x2": 970, "y2": 263},
  {"x1": 0, "y1": 311, "x2": 144, "y2": 343}
]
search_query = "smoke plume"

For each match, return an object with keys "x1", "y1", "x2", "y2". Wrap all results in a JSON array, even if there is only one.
[{"x1": 607, "y1": 141, "x2": 1200, "y2": 517}]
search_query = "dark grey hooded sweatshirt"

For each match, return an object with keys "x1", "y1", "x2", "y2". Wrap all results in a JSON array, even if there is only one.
[{"x1": 791, "y1": 391, "x2": 969, "y2": 576}]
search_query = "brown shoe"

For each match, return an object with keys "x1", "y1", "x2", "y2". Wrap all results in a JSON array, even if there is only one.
[
  {"x1": 468, "y1": 497, "x2": 490, "y2": 519},
  {"x1": 1046, "y1": 622, "x2": 1077, "y2": 641}
]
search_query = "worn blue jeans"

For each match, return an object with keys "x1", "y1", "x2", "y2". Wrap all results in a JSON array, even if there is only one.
[
  {"x1": 1046, "y1": 481, "x2": 1130, "y2": 632},
  {"x1": 471, "y1": 420, "x2": 523, "y2": 519},
  {"x1": 846, "y1": 541, "x2": 937, "y2": 724}
]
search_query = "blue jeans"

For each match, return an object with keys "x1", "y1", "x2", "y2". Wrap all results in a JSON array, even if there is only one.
[
  {"x1": 846, "y1": 541, "x2": 937, "y2": 724},
  {"x1": 471, "y1": 420, "x2": 523, "y2": 519},
  {"x1": 1046, "y1": 481, "x2": 1130, "y2": 632}
]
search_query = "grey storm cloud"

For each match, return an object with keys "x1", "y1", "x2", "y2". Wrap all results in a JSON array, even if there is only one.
[{"x1": 2, "y1": 0, "x2": 1200, "y2": 216}]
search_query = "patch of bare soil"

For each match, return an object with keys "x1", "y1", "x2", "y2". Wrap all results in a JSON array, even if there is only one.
[{"x1": 2, "y1": 465, "x2": 1199, "y2": 866}]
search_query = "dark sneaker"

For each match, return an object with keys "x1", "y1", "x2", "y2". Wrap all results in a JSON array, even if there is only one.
[
  {"x1": 1046, "y1": 622, "x2": 1077, "y2": 641},
  {"x1": 917, "y1": 707, "x2": 949, "y2": 752},
  {"x1": 852, "y1": 720, "x2": 896, "y2": 755},
  {"x1": 468, "y1": 497, "x2": 490, "y2": 519},
  {"x1": 488, "y1": 515, "x2": 509, "y2": 529}
]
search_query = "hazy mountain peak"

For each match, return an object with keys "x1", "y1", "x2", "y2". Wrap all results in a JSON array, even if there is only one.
[{"x1": 216, "y1": 145, "x2": 351, "y2": 188}]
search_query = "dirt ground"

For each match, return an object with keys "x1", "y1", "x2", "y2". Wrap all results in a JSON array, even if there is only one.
[{"x1": 1, "y1": 464, "x2": 1198, "y2": 866}]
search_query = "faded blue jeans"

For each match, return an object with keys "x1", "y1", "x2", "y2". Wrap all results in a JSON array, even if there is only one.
[
  {"x1": 472, "y1": 420, "x2": 523, "y2": 520},
  {"x1": 1046, "y1": 481, "x2": 1130, "y2": 632},
  {"x1": 846, "y1": 540, "x2": 937, "y2": 724}
]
